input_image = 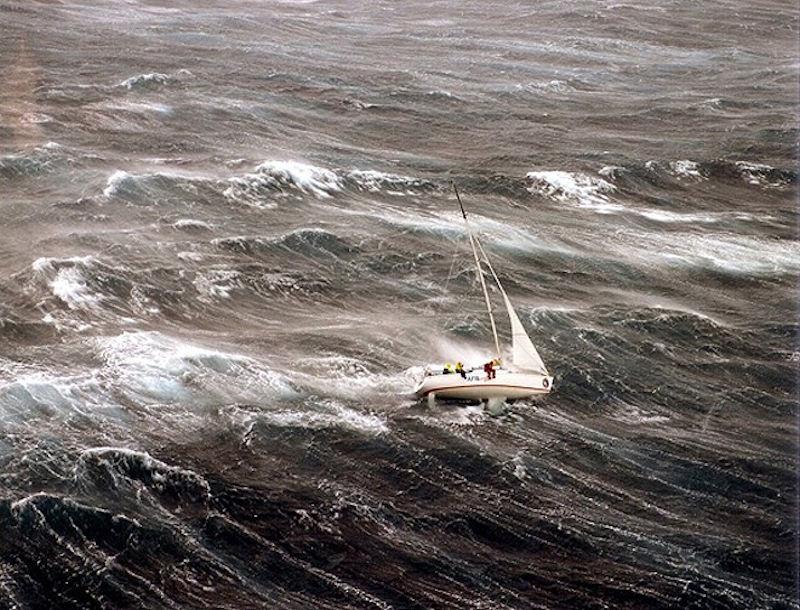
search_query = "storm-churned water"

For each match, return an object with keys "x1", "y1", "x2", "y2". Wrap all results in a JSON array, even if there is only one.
[{"x1": 1, "y1": 1, "x2": 798, "y2": 608}]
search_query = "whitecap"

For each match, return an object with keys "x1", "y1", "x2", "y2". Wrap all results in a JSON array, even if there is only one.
[
  {"x1": 97, "y1": 331, "x2": 296, "y2": 406},
  {"x1": 119, "y1": 72, "x2": 170, "y2": 89},
  {"x1": 32, "y1": 256, "x2": 103, "y2": 311},
  {"x1": 598, "y1": 165, "x2": 626, "y2": 178},
  {"x1": 526, "y1": 170, "x2": 617, "y2": 210},
  {"x1": 193, "y1": 269, "x2": 240, "y2": 300},
  {"x1": 223, "y1": 160, "x2": 343, "y2": 205},
  {"x1": 173, "y1": 218, "x2": 213, "y2": 231},
  {"x1": 50, "y1": 267, "x2": 103, "y2": 310},
  {"x1": 253, "y1": 160, "x2": 342, "y2": 198},
  {"x1": 76, "y1": 446, "x2": 211, "y2": 498},
  {"x1": 103, "y1": 170, "x2": 132, "y2": 198},
  {"x1": 635, "y1": 209, "x2": 718, "y2": 223},
  {"x1": 735, "y1": 161, "x2": 789, "y2": 188},
  {"x1": 518, "y1": 79, "x2": 573, "y2": 94},
  {"x1": 668, "y1": 160, "x2": 705, "y2": 180},
  {"x1": 261, "y1": 400, "x2": 388, "y2": 435},
  {"x1": 293, "y1": 355, "x2": 417, "y2": 400},
  {"x1": 345, "y1": 169, "x2": 431, "y2": 194},
  {"x1": 614, "y1": 232, "x2": 800, "y2": 275},
  {"x1": 21, "y1": 112, "x2": 54, "y2": 124}
]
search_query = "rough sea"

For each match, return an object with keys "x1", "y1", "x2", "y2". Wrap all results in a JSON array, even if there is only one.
[{"x1": 1, "y1": 1, "x2": 798, "y2": 608}]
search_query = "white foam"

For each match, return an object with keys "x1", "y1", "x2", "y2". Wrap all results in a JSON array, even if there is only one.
[
  {"x1": 97, "y1": 331, "x2": 296, "y2": 405},
  {"x1": 668, "y1": 160, "x2": 705, "y2": 180},
  {"x1": 293, "y1": 355, "x2": 416, "y2": 400},
  {"x1": 0, "y1": 371, "x2": 108, "y2": 419},
  {"x1": 615, "y1": 232, "x2": 800, "y2": 275},
  {"x1": 32, "y1": 256, "x2": 103, "y2": 311},
  {"x1": 262, "y1": 400, "x2": 388, "y2": 435},
  {"x1": 636, "y1": 209, "x2": 718, "y2": 223},
  {"x1": 613, "y1": 403, "x2": 669, "y2": 425},
  {"x1": 598, "y1": 165, "x2": 626, "y2": 178},
  {"x1": 173, "y1": 218, "x2": 212, "y2": 230},
  {"x1": 224, "y1": 161, "x2": 432, "y2": 204},
  {"x1": 193, "y1": 269, "x2": 240, "y2": 300},
  {"x1": 254, "y1": 160, "x2": 342, "y2": 198},
  {"x1": 526, "y1": 170, "x2": 618, "y2": 211},
  {"x1": 346, "y1": 169, "x2": 429, "y2": 194},
  {"x1": 119, "y1": 72, "x2": 169, "y2": 89},
  {"x1": 31, "y1": 255, "x2": 94, "y2": 274},
  {"x1": 177, "y1": 251, "x2": 204, "y2": 262},
  {"x1": 103, "y1": 170, "x2": 132, "y2": 198},
  {"x1": 517, "y1": 79, "x2": 572, "y2": 94},
  {"x1": 77, "y1": 447, "x2": 210, "y2": 496},
  {"x1": 22, "y1": 113, "x2": 53, "y2": 124},
  {"x1": 2, "y1": 333, "x2": 296, "y2": 421},
  {"x1": 735, "y1": 161, "x2": 788, "y2": 187},
  {"x1": 50, "y1": 268, "x2": 103, "y2": 310},
  {"x1": 354, "y1": 206, "x2": 574, "y2": 256},
  {"x1": 104, "y1": 100, "x2": 173, "y2": 114}
]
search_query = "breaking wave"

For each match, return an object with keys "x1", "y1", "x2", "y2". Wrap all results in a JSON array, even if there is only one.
[{"x1": 118, "y1": 69, "x2": 192, "y2": 90}]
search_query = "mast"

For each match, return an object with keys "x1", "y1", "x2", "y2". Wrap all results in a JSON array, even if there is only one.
[{"x1": 452, "y1": 182, "x2": 501, "y2": 359}]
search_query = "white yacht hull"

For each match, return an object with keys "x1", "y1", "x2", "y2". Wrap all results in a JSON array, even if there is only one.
[{"x1": 414, "y1": 370, "x2": 552, "y2": 401}]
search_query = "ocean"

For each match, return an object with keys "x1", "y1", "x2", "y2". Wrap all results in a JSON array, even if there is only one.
[{"x1": 1, "y1": 1, "x2": 798, "y2": 608}]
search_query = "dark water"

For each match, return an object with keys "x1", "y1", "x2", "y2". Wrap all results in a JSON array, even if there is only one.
[{"x1": 1, "y1": 1, "x2": 798, "y2": 608}]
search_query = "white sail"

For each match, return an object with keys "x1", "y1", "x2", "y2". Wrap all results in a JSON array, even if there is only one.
[
  {"x1": 500, "y1": 292, "x2": 549, "y2": 375},
  {"x1": 472, "y1": 236, "x2": 549, "y2": 375}
]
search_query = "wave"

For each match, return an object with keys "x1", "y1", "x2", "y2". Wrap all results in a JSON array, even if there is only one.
[
  {"x1": 75, "y1": 447, "x2": 211, "y2": 503},
  {"x1": 667, "y1": 160, "x2": 705, "y2": 180},
  {"x1": 634, "y1": 209, "x2": 721, "y2": 224},
  {"x1": 189, "y1": 261, "x2": 331, "y2": 303},
  {"x1": 215, "y1": 228, "x2": 355, "y2": 258},
  {"x1": 514, "y1": 79, "x2": 575, "y2": 94},
  {"x1": 224, "y1": 160, "x2": 342, "y2": 202},
  {"x1": 733, "y1": 161, "x2": 792, "y2": 188},
  {"x1": 103, "y1": 170, "x2": 138, "y2": 198},
  {"x1": 526, "y1": 170, "x2": 620, "y2": 212},
  {"x1": 0, "y1": 371, "x2": 110, "y2": 425},
  {"x1": 550, "y1": 163, "x2": 783, "y2": 224},
  {"x1": 255, "y1": 399, "x2": 389, "y2": 435},
  {"x1": 118, "y1": 69, "x2": 192, "y2": 90},
  {"x1": 357, "y1": 206, "x2": 575, "y2": 259},
  {"x1": 0, "y1": 142, "x2": 63, "y2": 178},
  {"x1": 98, "y1": 331, "x2": 297, "y2": 406},
  {"x1": 103, "y1": 169, "x2": 169, "y2": 199},
  {"x1": 223, "y1": 161, "x2": 433, "y2": 204},
  {"x1": 192, "y1": 269, "x2": 241, "y2": 301},
  {"x1": 292, "y1": 355, "x2": 418, "y2": 401},
  {"x1": 31, "y1": 256, "x2": 104, "y2": 312},
  {"x1": 607, "y1": 158, "x2": 795, "y2": 191},
  {"x1": 615, "y1": 231, "x2": 800, "y2": 276},
  {"x1": 0, "y1": 331, "x2": 297, "y2": 419},
  {"x1": 172, "y1": 218, "x2": 213, "y2": 231},
  {"x1": 102, "y1": 168, "x2": 214, "y2": 201},
  {"x1": 344, "y1": 169, "x2": 434, "y2": 194}
]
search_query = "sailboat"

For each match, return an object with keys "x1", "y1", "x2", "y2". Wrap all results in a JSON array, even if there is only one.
[{"x1": 414, "y1": 184, "x2": 553, "y2": 403}]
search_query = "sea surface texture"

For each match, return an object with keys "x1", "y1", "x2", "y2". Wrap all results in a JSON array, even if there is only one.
[{"x1": 1, "y1": 1, "x2": 798, "y2": 608}]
